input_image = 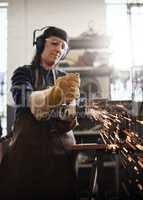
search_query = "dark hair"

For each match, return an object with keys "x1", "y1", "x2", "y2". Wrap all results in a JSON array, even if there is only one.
[
  {"x1": 31, "y1": 26, "x2": 69, "y2": 65},
  {"x1": 43, "y1": 26, "x2": 69, "y2": 43},
  {"x1": 31, "y1": 53, "x2": 41, "y2": 65}
]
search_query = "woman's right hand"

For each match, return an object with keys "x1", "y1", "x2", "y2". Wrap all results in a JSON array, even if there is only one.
[{"x1": 55, "y1": 73, "x2": 80, "y2": 104}]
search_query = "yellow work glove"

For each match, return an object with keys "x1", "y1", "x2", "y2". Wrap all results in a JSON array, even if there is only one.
[
  {"x1": 29, "y1": 73, "x2": 80, "y2": 120},
  {"x1": 55, "y1": 73, "x2": 80, "y2": 104},
  {"x1": 29, "y1": 86, "x2": 62, "y2": 120}
]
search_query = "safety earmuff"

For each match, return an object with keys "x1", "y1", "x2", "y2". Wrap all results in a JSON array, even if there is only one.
[
  {"x1": 33, "y1": 26, "x2": 69, "y2": 60},
  {"x1": 34, "y1": 35, "x2": 45, "y2": 54}
]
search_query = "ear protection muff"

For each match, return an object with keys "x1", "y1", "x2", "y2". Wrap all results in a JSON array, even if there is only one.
[
  {"x1": 33, "y1": 26, "x2": 69, "y2": 60},
  {"x1": 35, "y1": 35, "x2": 45, "y2": 54},
  {"x1": 33, "y1": 26, "x2": 49, "y2": 54}
]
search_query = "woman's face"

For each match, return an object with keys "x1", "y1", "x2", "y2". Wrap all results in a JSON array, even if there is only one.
[{"x1": 40, "y1": 36, "x2": 68, "y2": 69}]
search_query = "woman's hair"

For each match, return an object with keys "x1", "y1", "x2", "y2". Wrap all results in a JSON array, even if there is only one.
[{"x1": 31, "y1": 53, "x2": 41, "y2": 65}]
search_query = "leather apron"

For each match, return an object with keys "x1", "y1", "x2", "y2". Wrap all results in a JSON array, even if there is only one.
[{"x1": 0, "y1": 68, "x2": 79, "y2": 200}]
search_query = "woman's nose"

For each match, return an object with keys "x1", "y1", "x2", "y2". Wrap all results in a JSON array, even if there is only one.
[
  {"x1": 55, "y1": 45, "x2": 64, "y2": 56},
  {"x1": 56, "y1": 44, "x2": 63, "y2": 52}
]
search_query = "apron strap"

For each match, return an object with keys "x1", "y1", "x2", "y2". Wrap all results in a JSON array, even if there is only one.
[{"x1": 52, "y1": 69, "x2": 56, "y2": 85}]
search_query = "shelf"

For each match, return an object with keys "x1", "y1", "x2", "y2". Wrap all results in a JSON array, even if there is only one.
[
  {"x1": 69, "y1": 36, "x2": 110, "y2": 49},
  {"x1": 60, "y1": 66, "x2": 94, "y2": 72},
  {"x1": 60, "y1": 65, "x2": 113, "y2": 76}
]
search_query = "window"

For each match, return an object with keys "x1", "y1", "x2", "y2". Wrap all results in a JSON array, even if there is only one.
[
  {"x1": 0, "y1": 2, "x2": 8, "y2": 136},
  {"x1": 105, "y1": 0, "x2": 143, "y2": 100},
  {"x1": 105, "y1": 0, "x2": 132, "y2": 69}
]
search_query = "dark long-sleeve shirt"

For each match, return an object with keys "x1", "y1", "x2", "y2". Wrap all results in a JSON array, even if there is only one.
[
  {"x1": 11, "y1": 64, "x2": 65, "y2": 117},
  {"x1": 11, "y1": 63, "x2": 96, "y2": 129}
]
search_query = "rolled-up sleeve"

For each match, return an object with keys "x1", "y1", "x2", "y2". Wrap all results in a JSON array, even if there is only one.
[{"x1": 11, "y1": 66, "x2": 33, "y2": 107}]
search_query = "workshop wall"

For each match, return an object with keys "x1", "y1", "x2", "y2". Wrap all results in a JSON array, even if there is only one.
[{"x1": 7, "y1": 0, "x2": 106, "y2": 104}]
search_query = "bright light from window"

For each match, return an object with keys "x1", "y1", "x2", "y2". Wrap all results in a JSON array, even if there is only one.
[
  {"x1": 106, "y1": 1, "x2": 143, "y2": 101},
  {"x1": 0, "y1": 6, "x2": 7, "y2": 72},
  {"x1": 131, "y1": 6, "x2": 143, "y2": 66},
  {"x1": 0, "y1": 3, "x2": 7, "y2": 136},
  {"x1": 106, "y1": 4, "x2": 132, "y2": 69},
  {"x1": 106, "y1": 2, "x2": 143, "y2": 69},
  {"x1": 0, "y1": 2, "x2": 8, "y2": 7}
]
